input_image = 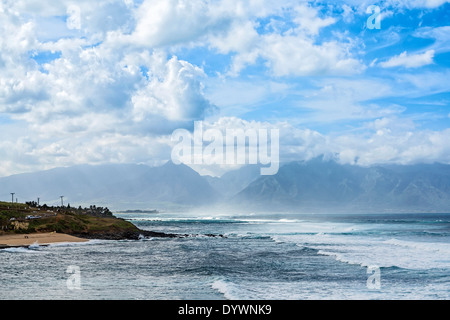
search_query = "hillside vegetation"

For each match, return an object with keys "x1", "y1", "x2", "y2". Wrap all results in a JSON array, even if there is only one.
[{"x1": 0, "y1": 201, "x2": 174, "y2": 240}]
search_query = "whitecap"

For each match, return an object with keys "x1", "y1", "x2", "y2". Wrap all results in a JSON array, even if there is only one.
[
  {"x1": 211, "y1": 280, "x2": 241, "y2": 300},
  {"x1": 1, "y1": 246, "x2": 42, "y2": 254}
]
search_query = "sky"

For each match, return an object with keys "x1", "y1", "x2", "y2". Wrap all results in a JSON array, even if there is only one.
[{"x1": 0, "y1": 0, "x2": 449, "y2": 177}]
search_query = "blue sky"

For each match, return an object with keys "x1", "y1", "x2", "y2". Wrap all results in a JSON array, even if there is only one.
[{"x1": 0, "y1": 0, "x2": 449, "y2": 176}]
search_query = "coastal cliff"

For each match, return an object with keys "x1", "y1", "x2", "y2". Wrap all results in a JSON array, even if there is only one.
[{"x1": 0, "y1": 201, "x2": 176, "y2": 240}]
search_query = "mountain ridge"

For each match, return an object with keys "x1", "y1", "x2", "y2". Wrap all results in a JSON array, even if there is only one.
[
  {"x1": 0, "y1": 162, "x2": 218, "y2": 211},
  {"x1": 232, "y1": 158, "x2": 450, "y2": 213},
  {"x1": 1, "y1": 158, "x2": 450, "y2": 213}
]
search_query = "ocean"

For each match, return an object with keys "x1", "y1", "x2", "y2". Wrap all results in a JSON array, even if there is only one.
[{"x1": 1, "y1": 212, "x2": 449, "y2": 300}]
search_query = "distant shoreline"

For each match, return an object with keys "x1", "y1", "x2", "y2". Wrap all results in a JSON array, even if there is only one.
[
  {"x1": 0, "y1": 232, "x2": 88, "y2": 249},
  {"x1": 120, "y1": 209, "x2": 159, "y2": 214}
]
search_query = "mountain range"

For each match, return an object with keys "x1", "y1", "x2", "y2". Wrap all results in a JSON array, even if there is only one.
[
  {"x1": 233, "y1": 158, "x2": 450, "y2": 213},
  {"x1": 1, "y1": 157, "x2": 450, "y2": 213},
  {"x1": 0, "y1": 162, "x2": 217, "y2": 211}
]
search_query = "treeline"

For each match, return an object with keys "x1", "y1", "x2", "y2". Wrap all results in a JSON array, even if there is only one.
[{"x1": 25, "y1": 201, "x2": 113, "y2": 217}]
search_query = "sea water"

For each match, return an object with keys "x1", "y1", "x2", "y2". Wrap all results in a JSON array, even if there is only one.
[{"x1": 0, "y1": 212, "x2": 449, "y2": 300}]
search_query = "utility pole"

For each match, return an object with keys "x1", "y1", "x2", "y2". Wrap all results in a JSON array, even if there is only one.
[
  {"x1": 10, "y1": 193, "x2": 15, "y2": 204},
  {"x1": 60, "y1": 196, "x2": 64, "y2": 207}
]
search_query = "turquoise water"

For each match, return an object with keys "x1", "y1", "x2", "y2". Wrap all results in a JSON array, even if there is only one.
[{"x1": 1, "y1": 212, "x2": 449, "y2": 300}]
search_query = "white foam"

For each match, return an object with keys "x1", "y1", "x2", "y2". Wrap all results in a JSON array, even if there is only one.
[
  {"x1": 272, "y1": 232, "x2": 450, "y2": 270},
  {"x1": 210, "y1": 279, "x2": 417, "y2": 300},
  {"x1": 129, "y1": 212, "x2": 450, "y2": 271},
  {"x1": 47, "y1": 239, "x2": 108, "y2": 248},
  {"x1": 127, "y1": 215, "x2": 306, "y2": 225},
  {"x1": 28, "y1": 241, "x2": 41, "y2": 249},
  {"x1": 383, "y1": 238, "x2": 450, "y2": 255},
  {"x1": 1, "y1": 247, "x2": 42, "y2": 254},
  {"x1": 211, "y1": 280, "x2": 240, "y2": 300}
]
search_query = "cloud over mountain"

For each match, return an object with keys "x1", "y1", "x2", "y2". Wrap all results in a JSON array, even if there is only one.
[
  {"x1": 0, "y1": 1, "x2": 449, "y2": 178},
  {"x1": 2, "y1": 159, "x2": 450, "y2": 213}
]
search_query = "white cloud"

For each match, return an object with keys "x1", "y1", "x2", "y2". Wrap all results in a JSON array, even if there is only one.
[
  {"x1": 387, "y1": 0, "x2": 450, "y2": 8},
  {"x1": 394, "y1": 70, "x2": 450, "y2": 97},
  {"x1": 66, "y1": 5, "x2": 81, "y2": 30},
  {"x1": 205, "y1": 78, "x2": 291, "y2": 118},
  {"x1": 209, "y1": 20, "x2": 259, "y2": 55},
  {"x1": 293, "y1": 4, "x2": 336, "y2": 36},
  {"x1": 414, "y1": 26, "x2": 450, "y2": 53},
  {"x1": 290, "y1": 77, "x2": 400, "y2": 125},
  {"x1": 0, "y1": 1, "x2": 219, "y2": 176},
  {"x1": 284, "y1": 116, "x2": 450, "y2": 168},
  {"x1": 124, "y1": 0, "x2": 284, "y2": 48},
  {"x1": 184, "y1": 116, "x2": 450, "y2": 176},
  {"x1": 341, "y1": 4, "x2": 355, "y2": 23},
  {"x1": 183, "y1": 117, "x2": 330, "y2": 174},
  {"x1": 380, "y1": 50, "x2": 435, "y2": 68},
  {"x1": 111, "y1": 1, "x2": 364, "y2": 77},
  {"x1": 342, "y1": 0, "x2": 450, "y2": 11},
  {"x1": 129, "y1": 0, "x2": 214, "y2": 47},
  {"x1": 8, "y1": 0, "x2": 135, "y2": 37},
  {"x1": 0, "y1": 0, "x2": 449, "y2": 178},
  {"x1": 207, "y1": 3, "x2": 364, "y2": 77},
  {"x1": 131, "y1": 54, "x2": 216, "y2": 124},
  {"x1": 261, "y1": 34, "x2": 364, "y2": 77}
]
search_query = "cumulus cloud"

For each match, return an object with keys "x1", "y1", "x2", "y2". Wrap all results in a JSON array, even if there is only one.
[
  {"x1": 0, "y1": 0, "x2": 449, "y2": 178},
  {"x1": 0, "y1": 1, "x2": 220, "y2": 175},
  {"x1": 293, "y1": 4, "x2": 336, "y2": 36},
  {"x1": 181, "y1": 116, "x2": 450, "y2": 175},
  {"x1": 261, "y1": 34, "x2": 364, "y2": 76},
  {"x1": 209, "y1": 3, "x2": 364, "y2": 77},
  {"x1": 132, "y1": 55, "x2": 215, "y2": 124},
  {"x1": 128, "y1": 0, "x2": 227, "y2": 47},
  {"x1": 279, "y1": 116, "x2": 450, "y2": 168},
  {"x1": 335, "y1": 126, "x2": 450, "y2": 167},
  {"x1": 0, "y1": 0, "x2": 365, "y2": 126}
]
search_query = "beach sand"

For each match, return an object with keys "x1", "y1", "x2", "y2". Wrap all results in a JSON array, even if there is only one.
[{"x1": 0, "y1": 232, "x2": 88, "y2": 247}]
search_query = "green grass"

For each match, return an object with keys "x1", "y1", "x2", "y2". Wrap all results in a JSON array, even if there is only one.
[{"x1": 0, "y1": 201, "x2": 139, "y2": 236}]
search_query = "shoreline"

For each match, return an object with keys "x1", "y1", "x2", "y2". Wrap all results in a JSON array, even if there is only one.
[{"x1": 0, "y1": 232, "x2": 89, "y2": 249}]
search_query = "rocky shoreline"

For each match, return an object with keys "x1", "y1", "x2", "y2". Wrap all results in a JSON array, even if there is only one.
[
  {"x1": 0, "y1": 230, "x2": 225, "y2": 250},
  {"x1": 70, "y1": 229, "x2": 225, "y2": 241},
  {"x1": 0, "y1": 201, "x2": 226, "y2": 246},
  {"x1": 71, "y1": 229, "x2": 180, "y2": 241}
]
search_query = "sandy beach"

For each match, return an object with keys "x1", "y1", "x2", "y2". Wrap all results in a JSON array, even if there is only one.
[{"x1": 0, "y1": 232, "x2": 88, "y2": 248}]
